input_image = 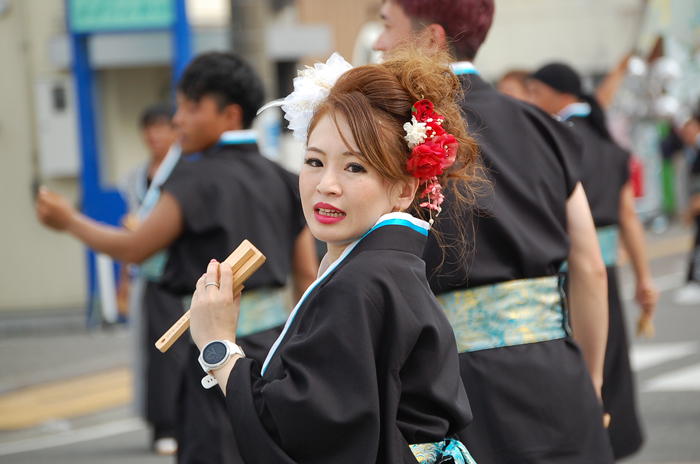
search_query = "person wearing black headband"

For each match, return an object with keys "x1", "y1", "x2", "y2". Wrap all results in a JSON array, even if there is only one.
[{"x1": 530, "y1": 62, "x2": 659, "y2": 460}]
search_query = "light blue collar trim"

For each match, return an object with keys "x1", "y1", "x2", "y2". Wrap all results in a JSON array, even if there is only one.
[
  {"x1": 451, "y1": 61, "x2": 479, "y2": 76},
  {"x1": 218, "y1": 129, "x2": 258, "y2": 146},
  {"x1": 558, "y1": 102, "x2": 591, "y2": 121},
  {"x1": 260, "y1": 212, "x2": 428, "y2": 374},
  {"x1": 367, "y1": 212, "x2": 429, "y2": 237},
  {"x1": 137, "y1": 144, "x2": 181, "y2": 220}
]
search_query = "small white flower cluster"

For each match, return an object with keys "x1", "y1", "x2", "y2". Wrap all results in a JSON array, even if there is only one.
[
  {"x1": 403, "y1": 116, "x2": 428, "y2": 148},
  {"x1": 257, "y1": 53, "x2": 353, "y2": 143}
]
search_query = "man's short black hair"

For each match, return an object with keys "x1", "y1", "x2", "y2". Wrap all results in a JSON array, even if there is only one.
[
  {"x1": 177, "y1": 52, "x2": 265, "y2": 129},
  {"x1": 140, "y1": 103, "x2": 175, "y2": 128}
]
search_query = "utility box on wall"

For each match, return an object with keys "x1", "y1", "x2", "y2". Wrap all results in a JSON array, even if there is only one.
[{"x1": 34, "y1": 76, "x2": 80, "y2": 178}]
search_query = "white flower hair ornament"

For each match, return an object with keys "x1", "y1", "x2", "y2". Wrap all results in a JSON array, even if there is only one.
[{"x1": 257, "y1": 52, "x2": 353, "y2": 143}]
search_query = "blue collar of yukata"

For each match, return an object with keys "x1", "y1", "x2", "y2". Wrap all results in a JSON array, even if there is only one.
[
  {"x1": 557, "y1": 102, "x2": 591, "y2": 121},
  {"x1": 369, "y1": 212, "x2": 430, "y2": 237},
  {"x1": 217, "y1": 129, "x2": 258, "y2": 146},
  {"x1": 450, "y1": 61, "x2": 479, "y2": 76}
]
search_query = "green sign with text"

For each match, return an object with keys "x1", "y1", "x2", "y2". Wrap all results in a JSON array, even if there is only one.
[{"x1": 68, "y1": 0, "x2": 174, "y2": 33}]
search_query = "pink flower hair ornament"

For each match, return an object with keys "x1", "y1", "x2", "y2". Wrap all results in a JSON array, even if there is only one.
[{"x1": 404, "y1": 100, "x2": 458, "y2": 223}]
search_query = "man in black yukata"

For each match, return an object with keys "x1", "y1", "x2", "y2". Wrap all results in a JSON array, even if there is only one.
[
  {"x1": 117, "y1": 103, "x2": 184, "y2": 456},
  {"x1": 528, "y1": 63, "x2": 658, "y2": 459},
  {"x1": 375, "y1": 1, "x2": 615, "y2": 463},
  {"x1": 36, "y1": 52, "x2": 319, "y2": 464}
]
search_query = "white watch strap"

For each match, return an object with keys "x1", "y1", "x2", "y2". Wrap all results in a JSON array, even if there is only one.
[{"x1": 201, "y1": 374, "x2": 219, "y2": 389}]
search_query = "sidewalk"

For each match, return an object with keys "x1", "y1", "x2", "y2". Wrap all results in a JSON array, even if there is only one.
[{"x1": 0, "y1": 308, "x2": 135, "y2": 445}]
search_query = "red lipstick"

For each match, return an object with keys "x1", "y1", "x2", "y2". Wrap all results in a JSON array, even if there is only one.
[{"x1": 313, "y1": 202, "x2": 346, "y2": 224}]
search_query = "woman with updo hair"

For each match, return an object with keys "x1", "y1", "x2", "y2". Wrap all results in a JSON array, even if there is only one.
[{"x1": 188, "y1": 47, "x2": 481, "y2": 463}]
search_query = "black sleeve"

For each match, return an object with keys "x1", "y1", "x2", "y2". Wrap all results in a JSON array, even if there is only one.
[
  {"x1": 160, "y1": 161, "x2": 216, "y2": 233},
  {"x1": 225, "y1": 279, "x2": 384, "y2": 463},
  {"x1": 520, "y1": 105, "x2": 585, "y2": 198},
  {"x1": 551, "y1": 119, "x2": 585, "y2": 197},
  {"x1": 279, "y1": 167, "x2": 307, "y2": 238},
  {"x1": 620, "y1": 148, "x2": 631, "y2": 187}
]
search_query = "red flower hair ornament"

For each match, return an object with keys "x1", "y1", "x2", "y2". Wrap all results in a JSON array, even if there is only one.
[{"x1": 404, "y1": 100, "x2": 458, "y2": 223}]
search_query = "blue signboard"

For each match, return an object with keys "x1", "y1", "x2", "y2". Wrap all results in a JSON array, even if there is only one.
[{"x1": 68, "y1": 0, "x2": 174, "y2": 33}]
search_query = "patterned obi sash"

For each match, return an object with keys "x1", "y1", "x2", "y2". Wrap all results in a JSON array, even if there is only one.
[
  {"x1": 183, "y1": 286, "x2": 289, "y2": 338},
  {"x1": 410, "y1": 438, "x2": 477, "y2": 464},
  {"x1": 560, "y1": 224, "x2": 619, "y2": 271},
  {"x1": 139, "y1": 250, "x2": 168, "y2": 281},
  {"x1": 596, "y1": 224, "x2": 619, "y2": 267},
  {"x1": 437, "y1": 276, "x2": 569, "y2": 353}
]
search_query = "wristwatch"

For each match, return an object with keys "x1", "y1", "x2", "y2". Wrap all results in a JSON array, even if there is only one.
[{"x1": 198, "y1": 340, "x2": 245, "y2": 389}]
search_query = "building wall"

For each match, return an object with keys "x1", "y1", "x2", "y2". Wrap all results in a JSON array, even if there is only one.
[
  {"x1": 100, "y1": 67, "x2": 171, "y2": 185},
  {"x1": 0, "y1": 0, "x2": 173, "y2": 312},
  {"x1": 475, "y1": 0, "x2": 644, "y2": 80},
  {"x1": 0, "y1": 0, "x2": 87, "y2": 311},
  {"x1": 297, "y1": 0, "x2": 380, "y2": 62}
]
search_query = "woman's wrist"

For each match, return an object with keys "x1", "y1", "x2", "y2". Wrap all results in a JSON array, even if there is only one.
[{"x1": 211, "y1": 354, "x2": 241, "y2": 394}]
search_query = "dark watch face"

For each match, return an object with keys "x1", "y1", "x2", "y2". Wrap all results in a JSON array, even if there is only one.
[{"x1": 203, "y1": 341, "x2": 227, "y2": 365}]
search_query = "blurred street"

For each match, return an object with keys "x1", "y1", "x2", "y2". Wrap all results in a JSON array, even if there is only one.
[{"x1": 0, "y1": 224, "x2": 698, "y2": 464}]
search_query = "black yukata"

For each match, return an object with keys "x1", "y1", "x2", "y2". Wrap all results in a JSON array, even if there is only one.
[
  {"x1": 566, "y1": 114, "x2": 643, "y2": 459},
  {"x1": 159, "y1": 140, "x2": 306, "y2": 464},
  {"x1": 225, "y1": 216, "x2": 472, "y2": 464},
  {"x1": 423, "y1": 72, "x2": 615, "y2": 463}
]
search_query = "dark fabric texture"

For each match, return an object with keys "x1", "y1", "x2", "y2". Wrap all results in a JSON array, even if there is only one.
[
  {"x1": 143, "y1": 281, "x2": 189, "y2": 439},
  {"x1": 423, "y1": 74, "x2": 614, "y2": 463},
  {"x1": 424, "y1": 74, "x2": 584, "y2": 291},
  {"x1": 457, "y1": 338, "x2": 614, "y2": 464},
  {"x1": 177, "y1": 326, "x2": 284, "y2": 464},
  {"x1": 160, "y1": 140, "x2": 305, "y2": 464},
  {"x1": 160, "y1": 143, "x2": 306, "y2": 296},
  {"x1": 226, "y1": 224, "x2": 472, "y2": 464},
  {"x1": 561, "y1": 268, "x2": 644, "y2": 459},
  {"x1": 566, "y1": 115, "x2": 630, "y2": 227},
  {"x1": 602, "y1": 269, "x2": 644, "y2": 458},
  {"x1": 564, "y1": 114, "x2": 642, "y2": 457}
]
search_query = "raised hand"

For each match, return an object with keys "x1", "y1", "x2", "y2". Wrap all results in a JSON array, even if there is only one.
[{"x1": 35, "y1": 186, "x2": 77, "y2": 231}]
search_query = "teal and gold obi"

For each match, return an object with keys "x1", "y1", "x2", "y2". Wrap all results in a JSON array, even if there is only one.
[
  {"x1": 236, "y1": 287, "x2": 290, "y2": 337},
  {"x1": 437, "y1": 276, "x2": 569, "y2": 353},
  {"x1": 183, "y1": 286, "x2": 290, "y2": 338},
  {"x1": 139, "y1": 250, "x2": 168, "y2": 281},
  {"x1": 596, "y1": 224, "x2": 619, "y2": 267},
  {"x1": 410, "y1": 438, "x2": 477, "y2": 464},
  {"x1": 560, "y1": 224, "x2": 619, "y2": 271}
]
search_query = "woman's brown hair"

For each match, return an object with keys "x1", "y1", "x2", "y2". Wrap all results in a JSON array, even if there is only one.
[{"x1": 307, "y1": 45, "x2": 484, "y2": 257}]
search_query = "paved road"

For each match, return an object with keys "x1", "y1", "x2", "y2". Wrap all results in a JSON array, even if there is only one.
[
  {"x1": 619, "y1": 253, "x2": 700, "y2": 464},
  {"x1": 0, "y1": 230, "x2": 698, "y2": 463}
]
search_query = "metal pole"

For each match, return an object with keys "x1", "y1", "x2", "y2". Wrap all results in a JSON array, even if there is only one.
[
  {"x1": 69, "y1": 32, "x2": 100, "y2": 322},
  {"x1": 69, "y1": 28, "x2": 125, "y2": 324},
  {"x1": 172, "y1": 0, "x2": 193, "y2": 90}
]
